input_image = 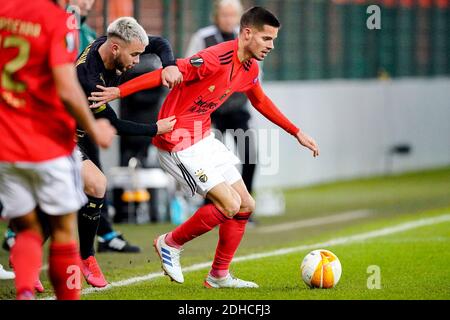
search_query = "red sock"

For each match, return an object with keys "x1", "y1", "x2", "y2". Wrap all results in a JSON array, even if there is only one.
[
  {"x1": 49, "y1": 241, "x2": 82, "y2": 300},
  {"x1": 170, "y1": 204, "x2": 229, "y2": 247},
  {"x1": 11, "y1": 230, "x2": 43, "y2": 298},
  {"x1": 165, "y1": 232, "x2": 182, "y2": 249},
  {"x1": 211, "y1": 212, "x2": 252, "y2": 273}
]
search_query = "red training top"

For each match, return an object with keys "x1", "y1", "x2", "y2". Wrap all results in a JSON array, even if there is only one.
[
  {"x1": 0, "y1": 0, "x2": 79, "y2": 162},
  {"x1": 119, "y1": 39, "x2": 299, "y2": 152}
]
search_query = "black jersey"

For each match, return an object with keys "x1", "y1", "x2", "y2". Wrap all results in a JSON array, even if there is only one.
[{"x1": 76, "y1": 35, "x2": 175, "y2": 167}]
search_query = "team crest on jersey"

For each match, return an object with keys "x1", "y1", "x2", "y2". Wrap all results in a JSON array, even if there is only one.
[
  {"x1": 208, "y1": 85, "x2": 215, "y2": 93},
  {"x1": 219, "y1": 89, "x2": 231, "y2": 101},
  {"x1": 99, "y1": 74, "x2": 106, "y2": 85},
  {"x1": 65, "y1": 31, "x2": 76, "y2": 53},
  {"x1": 190, "y1": 56, "x2": 204, "y2": 68},
  {"x1": 195, "y1": 169, "x2": 208, "y2": 183}
]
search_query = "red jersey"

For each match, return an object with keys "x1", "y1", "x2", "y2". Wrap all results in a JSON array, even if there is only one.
[
  {"x1": 153, "y1": 39, "x2": 262, "y2": 152},
  {"x1": 118, "y1": 39, "x2": 299, "y2": 152},
  {"x1": 0, "y1": 0, "x2": 79, "y2": 162}
]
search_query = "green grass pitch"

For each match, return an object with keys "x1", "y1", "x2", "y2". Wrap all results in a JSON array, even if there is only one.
[{"x1": 1, "y1": 167, "x2": 449, "y2": 300}]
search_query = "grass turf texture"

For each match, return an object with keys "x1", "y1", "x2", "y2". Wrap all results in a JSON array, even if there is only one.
[
  {"x1": 84, "y1": 215, "x2": 450, "y2": 300},
  {"x1": 0, "y1": 166, "x2": 449, "y2": 300}
]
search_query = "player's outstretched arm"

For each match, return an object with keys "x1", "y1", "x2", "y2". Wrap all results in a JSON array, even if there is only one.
[
  {"x1": 88, "y1": 68, "x2": 164, "y2": 108},
  {"x1": 52, "y1": 63, "x2": 116, "y2": 148},
  {"x1": 246, "y1": 83, "x2": 319, "y2": 157}
]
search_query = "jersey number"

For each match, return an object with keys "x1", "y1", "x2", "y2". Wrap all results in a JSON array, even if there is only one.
[{"x1": 0, "y1": 35, "x2": 30, "y2": 93}]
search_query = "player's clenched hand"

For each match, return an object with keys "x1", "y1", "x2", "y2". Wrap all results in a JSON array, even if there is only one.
[
  {"x1": 88, "y1": 85, "x2": 120, "y2": 108},
  {"x1": 296, "y1": 131, "x2": 319, "y2": 157},
  {"x1": 91, "y1": 118, "x2": 116, "y2": 148},
  {"x1": 161, "y1": 65, "x2": 183, "y2": 89},
  {"x1": 156, "y1": 115, "x2": 177, "y2": 135}
]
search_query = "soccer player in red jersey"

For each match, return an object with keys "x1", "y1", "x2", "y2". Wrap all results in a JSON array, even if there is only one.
[
  {"x1": 0, "y1": 0, "x2": 115, "y2": 299},
  {"x1": 90, "y1": 7, "x2": 319, "y2": 288}
]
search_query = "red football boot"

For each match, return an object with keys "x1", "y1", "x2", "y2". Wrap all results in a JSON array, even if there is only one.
[{"x1": 81, "y1": 256, "x2": 108, "y2": 288}]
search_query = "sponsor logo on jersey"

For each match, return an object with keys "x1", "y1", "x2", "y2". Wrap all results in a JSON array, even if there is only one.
[
  {"x1": 189, "y1": 96, "x2": 218, "y2": 114},
  {"x1": 219, "y1": 89, "x2": 231, "y2": 101}
]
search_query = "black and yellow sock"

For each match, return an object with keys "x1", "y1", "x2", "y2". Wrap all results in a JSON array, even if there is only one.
[{"x1": 78, "y1": 196, "x2": 103, "y2": 260}]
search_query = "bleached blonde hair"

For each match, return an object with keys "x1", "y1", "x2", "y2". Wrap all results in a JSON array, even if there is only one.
[{"x1": 107, "y1": 17, "x2": 149, "y2": 46}]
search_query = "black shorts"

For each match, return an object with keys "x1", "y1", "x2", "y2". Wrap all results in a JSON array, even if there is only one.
[
  {"x1": 77, "y1": 129, "x2": 102, "y2": 168},
  {"x1": 76, "y1": 144, "x2": 90, "y2": 162}
]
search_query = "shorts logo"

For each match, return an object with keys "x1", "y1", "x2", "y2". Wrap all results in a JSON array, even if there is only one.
[
  {"x1": 76, "y1": 129, "x2": 86, "y2": 138},
  {"x1": 195, "y1": 169, "x2": 208, "y2": 183},
  {"x1": 190, "y1": 56, "x2": 204, "y2": 67},
  {"x1": 208, "y1": 85, "x2": 215, "y2": 93}
]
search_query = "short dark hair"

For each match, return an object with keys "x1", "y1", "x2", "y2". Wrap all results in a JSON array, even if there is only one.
[{"x1": 240, "y1": 6, "x2": 281, "y2": 31}]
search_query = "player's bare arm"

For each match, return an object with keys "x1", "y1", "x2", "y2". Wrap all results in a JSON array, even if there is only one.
[{"x1": 52, "y1": 63, "x2": 116, "y2": 148}]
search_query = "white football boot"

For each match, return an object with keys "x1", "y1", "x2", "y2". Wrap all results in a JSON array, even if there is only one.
[
  {"x1": 0, "y1": 264, "x2": 15, "y2": 280},
  {"x1": 204, "y1": 273, "x2": 259, "y2": 288},
  {"x1": 153, "y1": 234, "x2": 184, "y2": 283}
]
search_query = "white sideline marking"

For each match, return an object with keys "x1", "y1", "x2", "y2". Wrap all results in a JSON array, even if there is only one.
[
  {"x1": 256, "y1": 210, "x2": 373, "y2": 234},
  {"x1": 41, "y1": 213, "x2": 450, "y2": 299}
]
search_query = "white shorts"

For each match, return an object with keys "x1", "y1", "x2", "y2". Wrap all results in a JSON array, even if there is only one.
[
  {"x1": 0, "y1": 150, "x2": 87, "y2": 219},
  {"x1": 158, "y1": 133, "x2": 242, "y2": 197}
]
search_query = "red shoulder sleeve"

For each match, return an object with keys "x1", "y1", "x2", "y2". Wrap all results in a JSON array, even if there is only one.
[
  {"x1": 49, "y1": 13, "x2": 79, "y2": 67},
  {"x1": 176, "y1": 50, "x2": 220, "y2": 82},
  {"x1": 118, "y1": 69, "x2": 163, "y2": 97}
]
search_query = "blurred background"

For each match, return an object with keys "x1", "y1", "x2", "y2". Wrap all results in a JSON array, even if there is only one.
[
  {"x1": 80, "y1": 0, "x2": 449, "y2": 223},
  {"x1": 85, "y1": 0, "x2": 449, "y2": 80},
  {"x1": 1, "y1": 0, "x2": 450, "y2": 299}
]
